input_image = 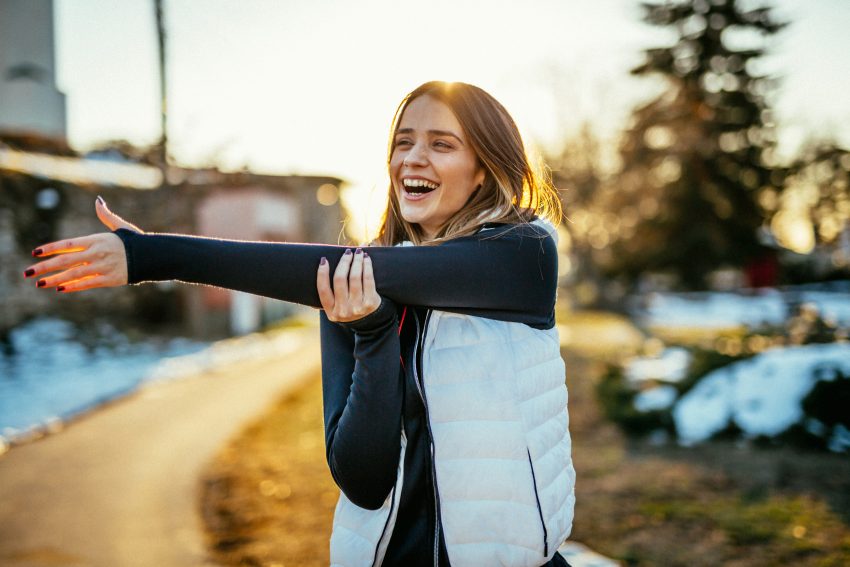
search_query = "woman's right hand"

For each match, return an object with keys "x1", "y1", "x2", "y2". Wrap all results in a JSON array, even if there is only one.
[
  {"x1": 23, "y1": 198, "x2": 143, "y2": 293},
  {"x1": 317, "y1": 247, "x2": 382, "y2": 323}
]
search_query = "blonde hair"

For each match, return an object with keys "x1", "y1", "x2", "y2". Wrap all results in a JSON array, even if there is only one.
[{"x1": 375, "y1": 81, "x2": 562, "y2": 246}]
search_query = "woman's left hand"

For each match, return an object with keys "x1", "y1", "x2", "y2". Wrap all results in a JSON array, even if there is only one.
[
  {"x1": 23, "y1": 197, "x2": 141, "y2": 293},
  {"x1": 317, "y1": 248, "x2": 381, "y2": 323}
]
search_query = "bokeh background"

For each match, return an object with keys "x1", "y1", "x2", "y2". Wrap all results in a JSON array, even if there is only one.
[{"x1": 1, "y1": 1, "x2": 849, "y2": 565}]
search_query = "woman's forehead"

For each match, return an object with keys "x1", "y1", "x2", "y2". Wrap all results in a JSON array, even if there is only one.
[{"x1": 398, "y1": 95, "x2": 463, "y2": 134}]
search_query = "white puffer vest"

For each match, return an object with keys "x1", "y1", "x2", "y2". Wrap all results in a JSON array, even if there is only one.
[
  {"x1": 329, "y1": 308, "x2": 576, "y2": 567},
  {"x1": 330, "y1": 221, "x2": 575, "y2": 567}
]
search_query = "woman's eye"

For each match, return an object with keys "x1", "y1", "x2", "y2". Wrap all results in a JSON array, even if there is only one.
[
  {"x1": 434, "y1": 141, "x2": 453, "y2": 149},
  {"x1": 394, "y1": 139, "x2": 412, "y2": 148}
]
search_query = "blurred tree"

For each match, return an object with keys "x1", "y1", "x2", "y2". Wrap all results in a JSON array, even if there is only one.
[
  {"x1": 608, "y1": 0, "x2": 786, "y2": 289},
  {"x1": 551, "y1": 124, "x2": 607, "y2": 306},
  {"x1": 782, "y1": 142, "x2": 850, "y2": 246}
]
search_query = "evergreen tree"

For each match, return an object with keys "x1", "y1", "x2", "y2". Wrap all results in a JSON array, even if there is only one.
[{"x1": 608, "y1": 0, "x2": 786, "y2": 289}]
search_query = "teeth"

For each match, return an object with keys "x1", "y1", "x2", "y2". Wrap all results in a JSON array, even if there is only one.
[{"x1": 403, "y1": 178, "x2": 439, "y2": 190}]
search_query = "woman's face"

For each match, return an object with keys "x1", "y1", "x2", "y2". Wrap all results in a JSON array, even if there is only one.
[{"x1": 390, "y1": 95, "x2": 485, "y2": 240}]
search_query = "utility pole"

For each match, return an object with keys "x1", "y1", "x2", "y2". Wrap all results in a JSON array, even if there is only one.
[{"x1": 154, "y1": 0, "x2": 167, "y2": 169}]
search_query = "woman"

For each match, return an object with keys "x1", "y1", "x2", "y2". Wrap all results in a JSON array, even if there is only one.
[{"x1": 26, "y1": 81, "x2": 576, "y2": 567}]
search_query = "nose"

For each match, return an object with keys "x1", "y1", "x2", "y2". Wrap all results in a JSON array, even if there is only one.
[{"x1": 403, "y1": 142, "x2": 428, "y2": 167}]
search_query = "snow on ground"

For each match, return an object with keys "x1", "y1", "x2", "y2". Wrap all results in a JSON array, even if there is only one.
[
  {"x1": 634, "y1": 385, "x2": 679, "y2": 412},
  {"x1": 639, "y1": 282, "x2": 850, "y2": 330},
  {"x1": 642, "y1": 289, "x2": 787, "y2": 329},
  {"x1": 625, "y1": 347, "x2": 692, "y2": 384},
  {"x1": 0, "y1": 318, "x2": 311, "y2": 446},
  {"x1": 799, "y1": 291, "x2": 850, "y2": 327},
  {"x1": 0, "y1": 318, "x2": 206, "y2": 443},
  {"x1": 673, "y1": 343, "x2": 850, "y2": 446}
]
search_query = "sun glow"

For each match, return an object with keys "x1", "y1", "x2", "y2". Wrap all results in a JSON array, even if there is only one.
[{"x1": 51, "y1": 247, "x2": 88, "y2": 255}]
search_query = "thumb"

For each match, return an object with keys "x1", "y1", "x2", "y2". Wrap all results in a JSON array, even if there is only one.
[{"x1": 95, "y1": 197, "x2": 143, "y2": 233}]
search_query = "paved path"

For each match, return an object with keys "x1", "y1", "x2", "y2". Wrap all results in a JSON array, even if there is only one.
[{"x1": 0, "y1": 327, "x2": 321, "y2": 567}]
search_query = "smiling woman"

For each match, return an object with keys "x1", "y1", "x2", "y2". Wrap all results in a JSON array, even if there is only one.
[
  {"x1": 26, "y1": 81, "x2": 574, "y2": 567},
  {"x1": 378, "y1": 81, "x2": 561, "y2": 247}
]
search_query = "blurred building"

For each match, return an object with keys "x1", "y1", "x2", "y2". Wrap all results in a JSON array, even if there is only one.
[
  {"x1": 0, "y1": 0, "x2": 346, "y2": 339},
  {"x1": 0, "y1": 153, "x2": 345, "y2": 338},
  {"x1": 0, "y1": 0, "x2": 67, "y2": 138}
]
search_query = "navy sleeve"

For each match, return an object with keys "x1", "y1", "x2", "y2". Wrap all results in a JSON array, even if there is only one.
[
  {"x1": 114, "y1": 222, "x2": 557, "y2": 328},
  {"x1": 320, "y1": 299, "x2": 403, "y2": 510}
]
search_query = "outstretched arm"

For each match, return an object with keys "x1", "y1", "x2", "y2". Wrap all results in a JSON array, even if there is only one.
[
  {"x1": 114, "y1": 223, "x2": 558, "y2": 327},
  {"x1": 27, "y1": 201, "x2": 558, "y2": 327}
]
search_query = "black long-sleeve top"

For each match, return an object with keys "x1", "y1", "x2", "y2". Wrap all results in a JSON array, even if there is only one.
[{"x1": 114, "y1": 223, "x2": 567, "y2": 566}]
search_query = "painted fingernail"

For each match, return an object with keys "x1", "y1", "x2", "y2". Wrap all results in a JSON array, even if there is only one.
[
  {"x1": 320, "y1": 257, "x2": 327, "y2": 265},
  {"x1": 96, "y1": 195, "x2": 105, "y2": 205},
  {"x1": 37, "y1": 280, "x2": 46, "y2": 288},
  {"x1": 57, "y1": 286, "x2": 65, "y2": 292},
  {"x1": 344, "y1": 249, "x2": 352, "y2": 255},
  {"x1": 355, "y1": 248, "x2": 363, "y2": 255},
  {"x1": 24, "y1": 268, "x2": 35, "y2": 278},
  {"x1": 364, "y1": 252, "x2": 369, "y2": 258},
  {"x1": 32, "y1": 248, "x2": 43, "y2": 257}
]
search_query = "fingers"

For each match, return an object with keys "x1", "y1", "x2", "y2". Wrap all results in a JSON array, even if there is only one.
[
  {"x1": 348, "y1": 249, "x2": 364, "y2": 304},
  {"x1": 362, "y1": 252, "x2": 375, "y2": 291},
  {"x1": 316, "y1": 257, "x2": 334, "y2": 311},
  {"x1": 26, "y1": 232, "x2": 128, "y2": 288},
  {"x1": 333, "y1": 248, "x2": 353, "y2": 305},
  {"x1": 54, "y1": 275, "x2": 109, "y2": 293},
  {"x1": 95, "y1": 197, "x2": 143, "y2": 233},
  {"x1": 24, "y1": 252, "x2": 89, "y2": 280},
  {"x1": 34, "y1": 263, "x2": 97, "y2": 289},
  {"x1": 321, "y1": 248, "x2": 380, "y2": 322},
  {"x1": 30, "y1": 234, "x2": 99, "y2": 258}
]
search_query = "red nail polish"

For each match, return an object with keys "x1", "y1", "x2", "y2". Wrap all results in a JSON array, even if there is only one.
[
  {"x1": 32, "y1": 248, "x2": 43, "y2": 257},
  {"x1": 57, "y1": 286, "x2": 65, "y2": 292},
  {"x1": 320, "y1": 257, "x2": 327, "y2": 265},
  {"x1": 24, "y1": 268, "x2": 35, "y2": 278},
  {"x1": 37, "y1": 280, "x2": 46, "y2": 288}
]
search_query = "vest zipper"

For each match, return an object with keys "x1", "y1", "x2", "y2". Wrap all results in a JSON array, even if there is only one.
[
  {"x1": 371, "y1": 483, "x2": 396, "y2": 567},
  {"x1": 371, "y1": 426, "x2": 404, "y2": 567},
  {"x1": 412, "y1": 309, "x2": 443, "y2": 567},
  {"x1": 527, "y1": 449, "x2": 549, "y2": 557}
]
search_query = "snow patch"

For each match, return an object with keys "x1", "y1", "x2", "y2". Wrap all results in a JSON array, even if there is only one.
[
  {"x1": 673, "y1": 343, "x2": 850, "y2": 445},
  {"x1": 634, "y1": 385, "x2": 679, "y2": 412},
  {"x1": 643, "y1": 289, "x2": 787, "y2": 329},
  {"x1": 625, "y1": 347, "x2": 691, "y2": 384}
]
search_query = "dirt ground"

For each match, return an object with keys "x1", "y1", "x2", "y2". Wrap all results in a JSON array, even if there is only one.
[
  {"x1": 200, "y1": 374, "x2": 337, "y2": 567},
  {"x1": 201, "y1": 347, "x2": 850, "y2": 566}
]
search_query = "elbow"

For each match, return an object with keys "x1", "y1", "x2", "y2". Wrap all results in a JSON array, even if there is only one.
[
  {"x1": 342, "y1": 487, "x2": 391, "y2": 511},
  {"x1": 328, "y1": 452, "x2": 395, "y2": 510}
]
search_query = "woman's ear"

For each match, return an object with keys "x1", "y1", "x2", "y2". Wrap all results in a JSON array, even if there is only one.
[{"x1": 473, "y1": 166, "x2": 486, "y2": 191}]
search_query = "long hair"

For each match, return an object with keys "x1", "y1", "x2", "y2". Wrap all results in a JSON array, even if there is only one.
[{"x1": 374, "y1": 81, "x2": 562, "y2": 246}]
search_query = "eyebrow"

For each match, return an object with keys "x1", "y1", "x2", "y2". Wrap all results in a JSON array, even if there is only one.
[{"x1": 395, "y1": 128, "x2": 465, "y2": 146}]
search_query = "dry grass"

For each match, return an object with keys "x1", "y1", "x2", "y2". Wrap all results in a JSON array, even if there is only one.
[{"x1": 200, "y1": 374, "x2": 337, "y2": 567}]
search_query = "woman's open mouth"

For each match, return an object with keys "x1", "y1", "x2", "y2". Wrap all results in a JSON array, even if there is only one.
[{"x1": 402, "y1": 178, "x2": 440, "y2": 199}]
